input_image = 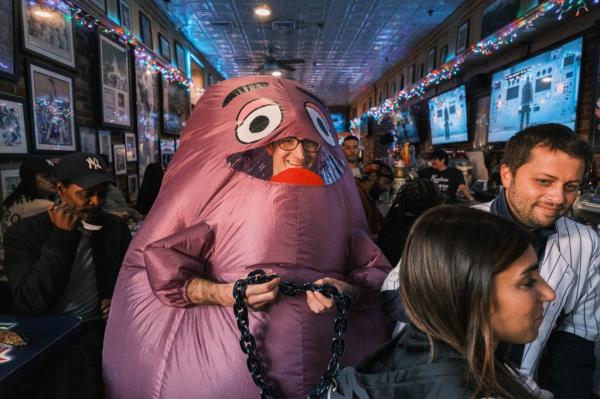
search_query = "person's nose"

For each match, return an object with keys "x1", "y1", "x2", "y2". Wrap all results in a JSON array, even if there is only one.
[
  {"x1": 537, "y1": 276, "x2": 556, "y2": 303},
  {"x1": 545, "y1": 184, "x2": 566, "y2": 206},
  {"x1": 88, "y1": 194, "x2": 101, "y2": 208},
  {"x1": 291, "y1": 143, "x2": 306, "y2": 161}
]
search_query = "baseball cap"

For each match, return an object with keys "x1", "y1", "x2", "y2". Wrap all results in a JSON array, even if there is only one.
[
  {"x1": 56, "y1": 152, "x2": 114, "y2": 189},
  {"x1": 19, "y1": 156, "x2": 55, "y2": 180}
]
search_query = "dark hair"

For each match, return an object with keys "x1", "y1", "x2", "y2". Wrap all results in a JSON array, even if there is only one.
[
  {"x1": 399, "y1": 206, "x2": 535, "y2": 399},
  {"x1": 136, "y1": 163, "x2": 164, "y2": 215},
  {"x1": 502, "y1": 123, "x2": 592, "y2": 174},
  {"x1": 429, "y1": 149, "x2": 449, "y2": 166},
  {"x1": 342, "y1": 135, "x2": 359, "y2": 145},
  {"x1": 4, "y1": 157, "x2": 55, "y2": 208},
  {"x1": 378, "y1": 179, "x2": 443, "y2": 265}
]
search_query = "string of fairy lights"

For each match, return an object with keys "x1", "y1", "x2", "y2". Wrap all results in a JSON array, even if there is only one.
[
  {"x1": 349, "y1": 0, "x2": 599, "y2": 130},
  {"x1": 38, "y1": 0, "x2": 193, "y2": 90}
]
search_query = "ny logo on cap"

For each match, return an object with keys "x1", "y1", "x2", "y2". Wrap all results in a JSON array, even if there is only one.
[{"x1": 86, "y1": 157, "x2": 102, "y2": 170}]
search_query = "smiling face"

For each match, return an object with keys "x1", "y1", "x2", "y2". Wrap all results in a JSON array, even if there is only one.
[{"x1": 266, "y1": 137, "x2": 319, "y2": 176}]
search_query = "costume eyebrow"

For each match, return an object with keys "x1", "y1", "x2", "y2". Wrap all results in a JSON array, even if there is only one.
[
  {"x1": 296, "y1": 87, "x2": 328, "y2": 109},
  {"x1": 222, "y1": 82, "x2": 269, "y2": 107}
]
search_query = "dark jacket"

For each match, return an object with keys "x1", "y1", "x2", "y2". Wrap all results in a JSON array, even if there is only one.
[{"x1": 4, "y1": 211, "x2": 131, "y2": 315}]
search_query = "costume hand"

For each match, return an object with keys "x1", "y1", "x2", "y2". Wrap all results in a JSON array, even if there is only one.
[
  {"x1": 306, "y1": 278, "x2": 358, "y2": 314},
  {"x1": 48, "y1": 203, "x2": 80, "y2": 231},
  {"x1": 100, "y1": 298, "x2": 111, "y2": 320}
]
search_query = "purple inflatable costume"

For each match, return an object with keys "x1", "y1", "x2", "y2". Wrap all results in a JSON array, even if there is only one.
[{"x1": 103, "y1": 76, "x2": 392, "y2": 398}]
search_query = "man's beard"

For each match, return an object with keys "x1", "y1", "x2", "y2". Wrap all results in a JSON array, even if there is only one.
[
  {"x1": 507, "y1": 187, "x2": 566, "y2": 229},
  {"x1": 80, "y1": 208, "x2": 101, "y2": 222}
]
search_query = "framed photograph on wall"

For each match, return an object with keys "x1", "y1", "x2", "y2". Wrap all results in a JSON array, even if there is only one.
[
  {"x1": 408, "y1": 64, "x2": 415, "y2": 84},
  {"x1": 419, "y1": 63, "x2": 425, "y2": 79},
  {"x1": 139, "y1": 11, "x2": 153, "y2": 49},
  {"x1": 440, "y1": 45, "x2": 448, "y2": 65},
  {"x1": 99, "y1": 34, "x2": 132, "y2": 128},
  {"x1": 0, "y1": 94, "x2": 29, "y2": 155},
  {"x1": 98, "y1": 130, "x2": 112, "y2": 162},
  {"x1": 135, "y1": 53, "x2": 159, "y2": 182},
  {"x1": 118, "y1": 0, "x2": 132, "y2": 32},
  {"x1": 28, "y1": 62, "x2": 76, "y2": 152},
  {"x1": 0, "y1": 0, "x2": 17, "y2": 80},
  {"x1": 456, "y1": 20, "x2": 470, "y2": 54},
  {"x1": 174, "y1": 42, "x2": 186, "y2": 74},
  {"x1": 426, "y1": 47, "x2": 436, "y2": 73},
  {"x1": 158, "y1": 33, "x2": 170, "y2": 62},
  {"x1": 124, "y1": 132, "x2": 137, "y2": 161},
  {"x1": 79, "y1": 126, "x2": 97, "y2": 154},
  {"x1": 127, "y1": 174, "x2": 138, "y2": 202},
  {"x1": 113, "y1": 144, "x2": 127, "y2": 175},
  {"x1": 1, "y1": 169, "x2": 20, "y2": 199},
  {"x1": 89, "y1": 0, "x2": 106, "y2": 12},
  {"x1": 160, "y1": 138, "x2": 175, "y2": 170},
  {"x1": 21, "y1": 0, "x2": 75, "y2": 68},
  {"x1": 162, "y1": 77, "x2": 189, "y2": 135}
]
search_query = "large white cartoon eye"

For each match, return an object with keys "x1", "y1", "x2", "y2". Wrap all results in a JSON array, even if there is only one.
[
  {"x1": 305, "y1": 103, "x2": 336, "y2": 147},
  {"x1": 236, "y1": 99, "x2": 282, "y2": 144}
]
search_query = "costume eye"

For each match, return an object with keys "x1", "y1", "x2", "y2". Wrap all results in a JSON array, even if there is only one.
[
  {"x1": 305, "y1": 103, "x2": 336, "y2": 147},
  {"x1": 236, "y1": 100, "x2": 282, "y2": 144}
]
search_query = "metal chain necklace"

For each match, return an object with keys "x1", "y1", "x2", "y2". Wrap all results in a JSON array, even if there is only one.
[{"x1": 232, "y1": 269, "x2": 351, "y2": 399}]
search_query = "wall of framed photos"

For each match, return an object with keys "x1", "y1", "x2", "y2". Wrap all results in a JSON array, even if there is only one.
[{"x1": 0, "y1": 0, "x2": 221, "y2": 203}]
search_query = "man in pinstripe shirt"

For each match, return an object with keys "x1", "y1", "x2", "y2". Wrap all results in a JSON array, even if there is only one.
[{"x1": 382, "y1": 123, "x2": 599, "y2": 398}]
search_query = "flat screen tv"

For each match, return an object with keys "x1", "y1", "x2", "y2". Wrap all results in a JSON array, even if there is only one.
[
  {"x1": 488, "y1": 37, "x2": 582, "y2": 143},
  {"x1": 331, "y1": 113, "x2": 346, "y2": 133},
  {"x1": 393, "y1": 107, "x2": 420, "y2": 143},
  {"x1": 428, "y1": 85, "x2": 468, "y2": 145}
]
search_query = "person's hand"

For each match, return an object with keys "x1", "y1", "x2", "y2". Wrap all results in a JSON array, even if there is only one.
[
  {"x1": 47, "y1": 203, "x2": 80, "y2": 231},
  {"x1": 220, "y1": 273, "x2": 280, "y2": 311},
  {"x1": 100, "y1": 298, "x2": 111, "y2": 320},
  {"x1": 306, "y1": 278, "x2": 359, "y2": 314}
]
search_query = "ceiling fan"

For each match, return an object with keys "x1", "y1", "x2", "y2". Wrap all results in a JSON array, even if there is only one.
[{"x1": 254, "y1": 48, "x2": 304, "y2": 73}]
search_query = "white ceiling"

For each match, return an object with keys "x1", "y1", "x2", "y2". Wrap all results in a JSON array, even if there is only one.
[{"x1": 154, "y1": 0, "x2": 465, "y2": 105}]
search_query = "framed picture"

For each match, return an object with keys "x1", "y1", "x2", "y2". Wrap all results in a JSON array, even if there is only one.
[
  {"x1": 21, "y1": 0, "x2": 75, "y2": 68},
  {"x1": 440, "y1": 45, "x2": 448, "y2": 65},
  {"x1": 160, "y1": 138, "x2": 175, "y2": 170},
  {"x1": 162, "y1": 77, "x2": 189, "y2": 135},
  {"x1": 0, "y1": 94, "x2": 28, "y2": 155},
  {"x1": 158, "y1": 33, "x2": 170, "y2": 62},
  {"x1": 174, "y1": 42, "x2": 186, "y2": 74},
  {"x1": 427, "y1": 47, "x2": 436, "y2": 73},
  {"x1": 118, "y1": 0, "x2": 132, "y2": 32},
  {"x1": 28, "y1": 62, "x2": 76, "y2": 152},
  {"x1": 481, "y1": 0, "x2": 519, "y2": 39},
  {"x1": 98, "y1": 130, "x2": 112, "y2": 162},
  {"x1": 124, "y1": 132, "x2": 137, "y2": 161},
  {"x1": 456, "y1": 20, "x2": 470, "y2": 54},
  {"x1": 79, "y1": 126, "x2": 97, "y2": 154},
  {"x1": 399, "y1": 74, "x2": 404, "y2": 90},
  {"x1": 419, "y1": 63, "x2": 425, "y2": 79},
  {"x1": 0, "y1": 0, "x2": 17, "y2": 80},
  {"x1": 99, "y1": 34, "x2": 132, "y2": 128},
  {"x1": 1, "y1": 169, "x2": 20, "y2": 199},
  {"x1": 113, "y1": 144, "x2": 127, "y2": 175},
  {"x1": 408, "y1": 64, "x2": 415, "y2": 84},
  {"x1": 127, "y1": 174, "x2": 138, "y2": 202},
  {"x1": 139, "y1": 11, "x2": 153, "y2": 49},
  {"x1": 89, "y1": 0, "x2": 106, "y2": 12},
  {"x1": 135, "y1": 53, "x2": 159, "y2": 182}
]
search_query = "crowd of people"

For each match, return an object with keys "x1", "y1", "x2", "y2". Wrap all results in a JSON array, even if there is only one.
[{"x1": 0, "y1": 76, "x2": 598, "y2": 399}]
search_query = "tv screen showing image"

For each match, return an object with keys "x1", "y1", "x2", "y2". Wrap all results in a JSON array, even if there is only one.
[
  {"x1": 428, "y1": 85, "x2": 468, "y2": 145},
  {"x1": 331, "y1": 113, "x2": 346, "y2": 133},
  {"x1": 392, "y1": 107, "x2": 420, "y2": 143},
  {"x1": 488, "y1": 37, "x2": 582, "y2": 143}
]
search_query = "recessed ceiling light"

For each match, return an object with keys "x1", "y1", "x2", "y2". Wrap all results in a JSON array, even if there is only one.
[
  {"x1": 271, "y1": 70, "x2": 282, "y2": 77},
  {"x1": 254, "y1": 5, "x2": 272, "y2": 17}
]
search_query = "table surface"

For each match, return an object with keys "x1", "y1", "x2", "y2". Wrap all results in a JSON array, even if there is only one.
[{"x1": 0, "y1": 315, "x2": 81, "y2": 391}]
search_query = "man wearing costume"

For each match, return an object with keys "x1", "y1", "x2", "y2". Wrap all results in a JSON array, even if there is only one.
[{"x1": 103, "y1": 76, "x2": 392, "y2": 398}]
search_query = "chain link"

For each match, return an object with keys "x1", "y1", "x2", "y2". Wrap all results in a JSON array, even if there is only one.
[{"x1": 232, "y1": 269, "x2": 351, "y2": 399}]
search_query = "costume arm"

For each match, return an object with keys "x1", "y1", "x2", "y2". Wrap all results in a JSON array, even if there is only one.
[
  {"x1": 144, "y1": 221, "x2": 215, "y2": 307},
  {"x1": 4, "y1": 221, "x2": 81, "y2": 314},
  {"x1": 346, "y1": 229, "x2": 392, "y2": 301}
]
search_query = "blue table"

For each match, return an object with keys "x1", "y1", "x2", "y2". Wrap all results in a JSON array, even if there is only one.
[{"x1": 0, "y1": 315, "x2": 81, "y2": 393}]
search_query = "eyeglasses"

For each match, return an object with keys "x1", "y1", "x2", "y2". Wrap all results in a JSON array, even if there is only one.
[{"x1": 276, "y1": 137, "x2": 321, "y2": 153}]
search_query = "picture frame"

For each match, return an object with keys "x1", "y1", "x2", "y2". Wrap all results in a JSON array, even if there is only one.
[
  {"x1": 89, "y1": 0, "x2": 106, "y2": 12},
  {"x1": 161, "y1": 76, "x2": 190, "y2": 135},
  {"x1": 98, "y1": 129, "x2": 112, "y2": 162},
  {"x1": 174, "y1": 41, "x2": 186, "y2": 74},
  {"x1": 0, "y1": 94, "x2": 29, "y2": 155},
  {"x1": 456, "y1": 20, "x2": 470, "y2": 54},
  {"x1": 139, "y1": 11, "x2": 153, "y2": 49},
  {"x1": 118, "y1": 0, "x2": 132, "y2": 32},
  {"x1": 408, "y1": 64, "x2": 415, "y2": 84},
  {"x1": 160, "y1": 138, "x2": 175, "y2": 170},
  {"x1": 426, "y1": 47, "x2": 436, "y2": 73},
  {"x1": 79, "y1": 126, "x2": 97, "y2": 154},
  {"x1": 135, "y1": 53, "x2": 159, "y2": 182},
  {"x1": 113, "y1": 144, "x2": 127, "y2": 175},
  {"x1": 440, "y1": 45, "x2": 448, "y2": 65},
  {"x1": 419, "y1": 63, "x2": 425, "y2": 79},
  {"x1": 1, "y1": 169, "x2": 20, "y2": 199},
  {"x1": 399, "y1": 74, "x2": 405, "y2": 90},
  {"x1": 124, "y1": 132, "x2": 137, "y2": 161},
  {"x1": 20, "y1": 0, "x2": 75, "y2": 68},
  {"x1": 127, "y1": 174, "x2": 138, "y2": 202},
  {"x1": 98, "y1": 34, "x2": 132, "y2": 128},
  {"x1": 28, "y1": 62, "x2": 76, "y2": 152},
  {"x1": 158, "y1": 33, "x2": 170, "y2": 62},
  {"x1": 481, "y1": 0, "x2": 519, "y2": 39},
  {"x1": 0, "y1": 0, "x2": 18, "y2": 80}
]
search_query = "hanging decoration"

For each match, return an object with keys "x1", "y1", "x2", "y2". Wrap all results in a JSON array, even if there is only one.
[
  {"x1": 39, "y1": 0, "x2": 193, "y2": 90},
  {"x1": 351, "y1": 0, "x2": 598, "y2": 126}
]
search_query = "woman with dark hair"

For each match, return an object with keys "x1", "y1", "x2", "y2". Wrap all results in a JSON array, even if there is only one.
[
  {"x1": 135, "y1": 162, "x2": 164, "y2": 215},
  {"x1": 331, "y1": 206, "x2": 556, "y2": 399}
]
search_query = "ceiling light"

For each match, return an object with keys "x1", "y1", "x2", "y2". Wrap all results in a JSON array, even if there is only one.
[
  {"x1": 254, "y1": 5, "x2": 272, "y2": 17},
  {"x1": 271, "y1": 70, "x2": 282, "y2": 77}
]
